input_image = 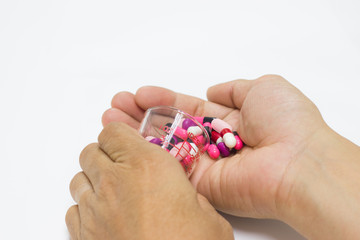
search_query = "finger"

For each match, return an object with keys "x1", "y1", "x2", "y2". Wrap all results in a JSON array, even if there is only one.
[
  {"x1": 98, "y1": 122, "x2": 186, "y2": 178},
  {"x1": 207, "y1": 79, "x2": 255, "y2": 110},
  {"x1": 111, "y1": 91, "x2": 145, "y2": 122},
  {"x1": 79, "y1": 143, "x2": 114, "y2": 190},
  {"x1": 135, "y1": 86, "x2": 233, "y2": 119},
  {"x1": 65, "y1": 205, "x2": 81, "y2": 240},
  {"x1": 98, "y1": 121, "x2": 149, "y2": 164},
  {"x1": 70, "y1": 172, "x2": 94, "y2": 204},
  {"x1": 189, "y1": 154, "x2": 217, "y2": 188},
  {"x1": 102, "y1": 108, "x2": 140, "y2": 129}
]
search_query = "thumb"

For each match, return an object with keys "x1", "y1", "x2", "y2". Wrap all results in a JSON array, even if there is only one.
[{"x1": 207, "y1": 79, "x2": 254, "y2": 109}]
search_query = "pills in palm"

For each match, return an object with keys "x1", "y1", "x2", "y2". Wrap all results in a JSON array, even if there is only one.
[{"x1": 142, "y1": 108, "x2": 244, "y2": 176}]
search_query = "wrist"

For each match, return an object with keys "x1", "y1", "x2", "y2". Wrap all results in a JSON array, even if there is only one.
[{"x1": 277, "y1": 126, "x2": 360, "y2": 239}]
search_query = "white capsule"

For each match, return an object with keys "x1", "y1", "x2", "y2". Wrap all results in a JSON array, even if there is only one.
[
  {"x1": 223, "y1": 132, "x2": 237, "y2": 149},
  {"x1": 189, "y1": 142, "x2": 199, "y2": 156},
  {"x1": 187, "y1": 126, "x2": 203, "y2": 136}
]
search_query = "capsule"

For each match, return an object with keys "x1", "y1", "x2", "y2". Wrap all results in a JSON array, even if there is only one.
[
  {"x1": 203, "y1": 122, "x2": 212, "y2": 139},
  {"x1": 211, "y1": 131, "x2": 230, "y2": 157},
  {"x1": 187, "y1": 126, "x2": 203, "y2": 136},
  {"x1": 207, "y1": 144, "x2": 220, "y2": 159},
  {"x1": 182, "y1": 118, "x2": 197, "y2": 130},
  {"x1": 165, "y1": 123, "x2": 188, "y2": 140},
  {"x1": 149, "y1": 137, "x2": 162, "y2": 146},
  {"x1": 233, "y1": 131, "x2": 244, "y2": 150},
  {"x1": 212, "y1": 119, "x2": 236, "y2": 149},
  {"x1": 169, "y1": 141, "x2": 191, "y2": 161}
]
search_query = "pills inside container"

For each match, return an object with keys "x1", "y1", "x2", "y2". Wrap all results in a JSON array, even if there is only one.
[
  {"x1": 139, "y1": 106, "x2": 244, "y2": 177},
  {"x1": 139, "y1": 106, "x2": 210, "y2": 177}
]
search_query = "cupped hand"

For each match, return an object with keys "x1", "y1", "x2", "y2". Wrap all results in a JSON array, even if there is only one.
[
  {"x1": 66, "y1": 123, "x2": 233, "y2": 240},
  {"x1": 102, "y1": 74, "x2": 327, "y2": 219}
]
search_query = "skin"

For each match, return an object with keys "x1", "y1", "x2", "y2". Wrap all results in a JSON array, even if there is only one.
[{"x1": 66, "y1": 74, "x2": 360, "y2": 239}]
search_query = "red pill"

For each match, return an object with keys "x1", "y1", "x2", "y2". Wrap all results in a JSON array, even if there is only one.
[
  {"x1": 212, "y1": 119, "x2": 236, "y2": 149},
  {"x1": 211, "y1": 131, "x2": 222, "y2": 145}
]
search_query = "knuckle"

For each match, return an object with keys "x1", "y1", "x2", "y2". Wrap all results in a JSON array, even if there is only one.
[
  {"x1": 98, "y1": 122, "x2": 122, "y2": 147},
  {"x1": 98, "y1": 122, "x2": 143, "y2": 162},
  {"x1": 97, "y1": 168, "x2": 118, "y2": 191}
]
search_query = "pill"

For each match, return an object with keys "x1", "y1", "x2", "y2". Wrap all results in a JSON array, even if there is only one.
[
  {"x1": 189, "y1": 142, "x2": 199, "y2": 156},
  {"x1": 165, "y1": 136, "x2": 178, "y2": 151},
  {"x1": 221, "y1": 128, "x2": 236, "y2": 149},
  {"x1": 207, "y1": 144, "x2": 220, "y2": 159},
  {"x1": 145, "y1": 136, "x2": 155, "y2": 141},
  {"x1": 203, "y1": 117, "x2": 216, "y2": 123},
  {"x1": 187, "y1": 137, "x2": 202, "y2": 152},
  {"x1": 212, "y1": 119, "x2": 236, "y2": 149},
  {"x1": 194, "y1": 116, "x2": 204, "y2": 124},
  {"x1": 149, "y1": 137, "x2": 162, "y2": 145},
  {"x1": 182, "y1": 118, "x2": 197, "y2": 130},
  {"x1": 217, "y1": 142, "x2": 230, "y2": 157},
  {"x1": 183, "y1": 155, "x2": 193, "y2": 166},
  {"x1": 211, "y1": 118, "x2": 232, "y2": 132},
  {"x1": 203, "y1": 142, "x2": 209, "y2": 152},
  {"x1": 194, "y1": 135, "x2": 205, "y2": 149},
  {"x1": 187, "y1": 126, "x2": 203, "y2": 136},
  {"x1": 203, "y1": 122, "x2": 212, "y2": 139},
  {"x1": 211, "y1": 131, "x2": 223, "y2": 145},
  {"x1": 169, "y1": 141, "x2": 191, "y2": 161},
  {"x1": 233, "y1": 131, "x2": 244, "y2": 150},
  {"x1": 165, "y1": 123, "x2": 188, "y2": 140}
]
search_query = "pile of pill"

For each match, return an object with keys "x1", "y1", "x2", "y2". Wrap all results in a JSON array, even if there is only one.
[
  {"x1": 193, "y1": 117, "x2": 243, "y2": 159},
  {"x1": 144, "y1": 115, "x2": 244, "y2": 175}
]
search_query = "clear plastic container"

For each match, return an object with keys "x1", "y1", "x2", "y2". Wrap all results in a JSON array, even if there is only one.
[{"x1": 139, "y1": 106, "x2": 210, "y2": 177}]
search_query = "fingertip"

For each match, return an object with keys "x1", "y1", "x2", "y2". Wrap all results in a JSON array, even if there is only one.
[
  {"x1": 65, "y1": 205, "x2": 81, "y2": 240},
  {"x1": 111, "y1": 91, "x2": 134, "y2": 108},
  {"x1": 207, "y1": 79, "x2": 254, "y2": 109},
  {"x1": 101, "y1": 108, "x2": 117, "y2": 126},
  {"x1": 135, "y1": 86, "x2": 175, "y2": 110},
  {"x1": 102, "y1": 108, "x2": 141, "y2": 129}
]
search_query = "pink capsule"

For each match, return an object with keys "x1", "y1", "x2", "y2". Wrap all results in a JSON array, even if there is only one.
[
  {"x1": 207, "y1": 144, "x2": 220, "y2": 159},
  {"x1": 169, "y1": 141, "x2": 191, "y2": 161},
  {"x1": 212, "y1": 118, "x2": 232, "y2": 132},
  {"x1": 191, "y1": 135, "x2": 204, "y2": 146},
  {"x1": 174, "y1": 127, "x2": 188, "y2": 140},
  {"x1": 233, "y1": 131, "x2": 244, "y2": 150},
  {"x1": 203, "y1": 142, "x2": 209, "y2": 152},
  {"x1": 183, "y1": 155, "x2": 193, "y2": 166},
  {"x1": 194, "y1": 116, "x2": 204, "y2": 124}
]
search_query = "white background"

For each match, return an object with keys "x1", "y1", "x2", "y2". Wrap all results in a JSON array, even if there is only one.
[{"x1": 1, "y1": 0, "x2": 359, "y2": 239}]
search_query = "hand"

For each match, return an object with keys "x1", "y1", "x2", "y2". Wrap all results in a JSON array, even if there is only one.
[
  {"x1": 66, "y1": 123, "x2": 233, "y2": 240},
  {"x1": 101, "y1": 74, "x2": 360, "y2": 239},
  {"x1": 102, "y1": 74, "x2": 326, "y2": 218}
]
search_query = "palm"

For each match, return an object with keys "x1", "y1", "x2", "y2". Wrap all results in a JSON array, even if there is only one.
[{"x1": 102, "y1": 75, "x2": 325, "y2": 219}]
